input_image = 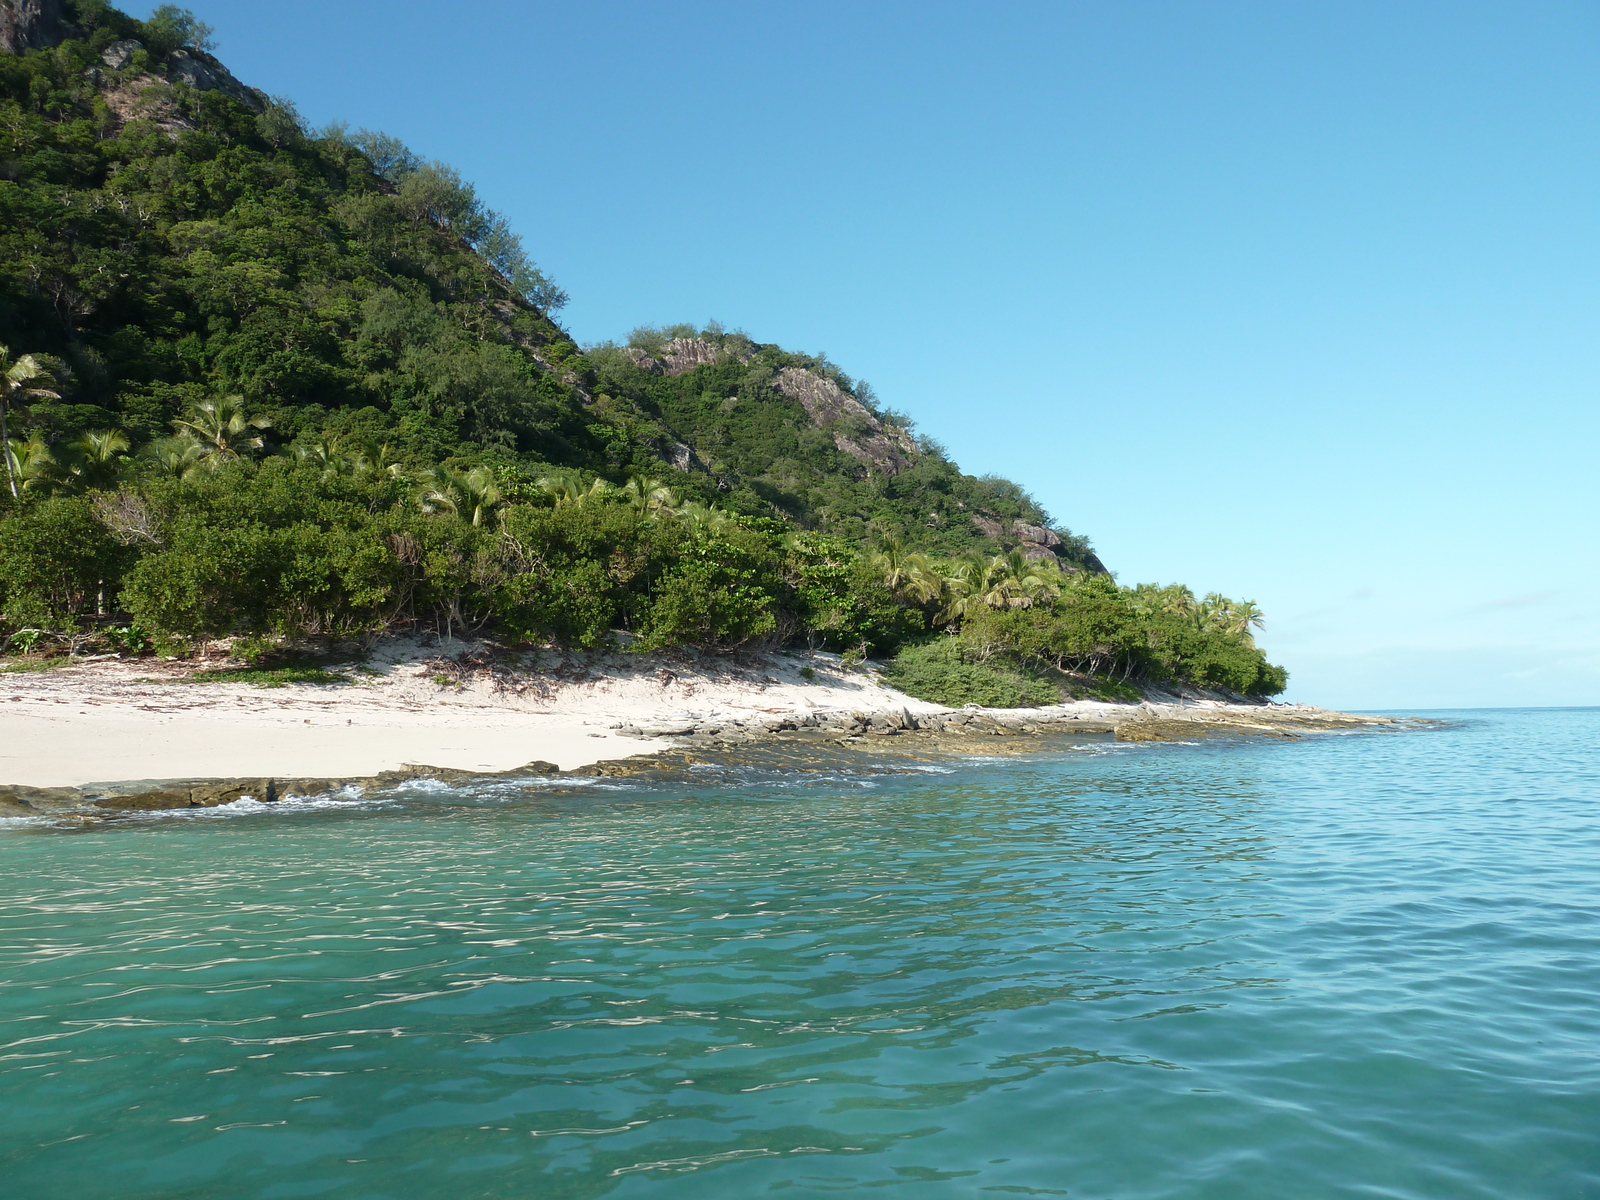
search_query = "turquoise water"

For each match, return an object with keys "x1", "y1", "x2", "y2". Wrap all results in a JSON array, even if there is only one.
[{"x1": 2, "y1": 710, "x2": 1598, "y2": 1198}]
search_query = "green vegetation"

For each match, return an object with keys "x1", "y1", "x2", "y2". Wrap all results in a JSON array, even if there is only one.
[
  {"x1": 883, "y1": 578, "x2": 1286, "y2": 707},
  {"x1": 0, "y1": 655, "x2": 69, "y2": 673},
  {"x1": 182, "y1": 662, "x2": 349, "y2": 687},
  {"x1": 0, "y1": 5, "x2": 1287, "y2": 703},
  {"x1": 883, "y1": 638, "x2": 1059, "y2": 709}
]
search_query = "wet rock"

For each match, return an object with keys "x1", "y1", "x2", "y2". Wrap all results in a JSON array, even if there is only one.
[{"x1": 1116, "y1": 719, "x2": 1297, "y2": 743}]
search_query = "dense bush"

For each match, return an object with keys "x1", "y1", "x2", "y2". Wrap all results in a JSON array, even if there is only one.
[
  {"x1": 0, "y1": 495, "x2": 127, "y2": 631},
  {"x1": 882, "y1": 637, "x2": 1060, "y2": 709},
  {"x1": 884, "y1": 573, "x2": 1289, "y2": 706}
]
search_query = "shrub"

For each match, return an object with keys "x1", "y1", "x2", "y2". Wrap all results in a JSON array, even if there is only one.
[
  {"x1": 635, "y1": 527, "x2": 781, "y2": 651},
  {"x1": 0, "y1": 496, "x2": 128, "y2": 633},
  {"x1": 882, "y1": 637, "x2": 1059, "y2": 709}
]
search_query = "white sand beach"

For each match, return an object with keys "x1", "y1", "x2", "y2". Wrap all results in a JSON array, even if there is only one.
[
  {"x1": 0, "y1": 636, "x2": 1370, "y2": 795},
  {"x1": 0, "y1": 638, "x2": 949, "y2": 786}
]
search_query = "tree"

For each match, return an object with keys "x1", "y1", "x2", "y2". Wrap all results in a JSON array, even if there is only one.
[
  {"x1": 139, "y1": 436, "x2": 205, "y2": 480},
  {"x1": 0, "y1": 347, "x2": 60, "y2": 499},
  {"x1": 535, "y1": 472, "x2": 617, "y2": 509},
  {"x1": 60, "y1": 430, "x2": 131, "y2": 492},
  {"x1": 419, "y1": 465, "x2": 503, "y2": 527},
  {"x1": 172, "y1": 396, "x2": 271, "y2": 471},
  {"x1": 4, "y1": 435, "x2": 61, "y2": 496},
  {"x1": 142, "y1": 5, "x2": 217, "y2": 54},
  {"x1": 622, "y1": 475, "x2": 679, "y2": 518}
]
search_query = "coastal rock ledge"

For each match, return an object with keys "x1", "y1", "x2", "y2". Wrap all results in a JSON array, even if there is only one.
[{"x1": 0, "y1": 697, "x2": 1403, "y2": 821}]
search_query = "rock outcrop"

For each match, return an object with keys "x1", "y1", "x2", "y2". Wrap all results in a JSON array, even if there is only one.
[
  {"x1": 971, "y1": 514, "x2": 1095, "y2": 568},
  {"x1": 773, "y1": 368, "x2": 916, "y2": 476},
  {"x1": 622, "y1": 337, "x2": 755, "y2": 377},
  {"x1": 162, "y1": 47, "x2": 263, "y2": 110},
  {"x1": 93, "y1": 40, "x2": 266, "y2": 132},
  {"x1": 661, "y1": 336, "x2": 724, "y2": 375},
  {"x1": 0, "y1": 0, "x2": 72, "y2": 54}
]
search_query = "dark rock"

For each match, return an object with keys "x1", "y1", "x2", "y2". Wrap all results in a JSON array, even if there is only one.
[
  {"x1": 972, "y1": 514, "x2": 1008, "y2": 541},
  {"x1": 1, "y1": 0, "x2": 73, "y2": 54}
]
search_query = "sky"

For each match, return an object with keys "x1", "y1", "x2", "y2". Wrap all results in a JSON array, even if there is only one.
[{"x1": 143, "y1": 1, "x2": 1599, "y2": 710}]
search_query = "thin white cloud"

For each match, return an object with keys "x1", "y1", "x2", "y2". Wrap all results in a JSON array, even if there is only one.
[{"x1": 1456, "y1": 590, "x2": 1558, "y2": 616}]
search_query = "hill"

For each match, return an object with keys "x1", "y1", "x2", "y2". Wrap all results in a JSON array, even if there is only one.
[{"x1": 0, "y1": 1, "x2": 1286, "y2": 702}]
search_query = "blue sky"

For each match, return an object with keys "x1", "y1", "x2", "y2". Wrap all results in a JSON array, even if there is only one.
[{"x1": 150, "y1": 1, "x2": 1599, "y2": 709}]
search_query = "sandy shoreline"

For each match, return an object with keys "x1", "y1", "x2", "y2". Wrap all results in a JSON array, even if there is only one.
[{"x1": 0, "y1": 638, "x2": 1395, "y2": 817}]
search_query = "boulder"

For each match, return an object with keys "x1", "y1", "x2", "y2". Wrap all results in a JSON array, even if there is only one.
[{"x1": 100, "y1": 38, "x2": 140, "y2": 70}]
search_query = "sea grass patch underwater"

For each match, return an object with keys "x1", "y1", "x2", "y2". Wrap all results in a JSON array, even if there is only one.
[{"x1": 1, "y1": 709, "x2": 1596, "y2": 1198}]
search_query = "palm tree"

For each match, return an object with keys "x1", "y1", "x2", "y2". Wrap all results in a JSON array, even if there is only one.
[
  {"x1": 1204, "y1": 597, "x2": 1265, "y2": 644},
  {"x1": 60, "y1": 429, "x2": 131, "y2": 491},
  {"x1": 347, "y1": 438, "x2": 406, "y2": 478},
  {"x1": 419, "y1": 464, "x2": 503, "y2": 526},
  {"x1": 294, "y1": 436, "x2": 349, "y2": 478},
  {"x1": 4, "y1": 435, "x2": 62, "y2": 495},
  {"x1": 1233, "y1": 600, "x2": 1265, "y2": 640},
  {"x1": 622, "y1": 474, "x2": 679, "y2": 517},
  {"x1": 172, "y1": 395, "x2": 270, "y2": 470},
  {"x1": 0, "y1": 346, "x2": 61, "y2": 498},
  {"x1": 868, "y1": 537, "x2": 946, "y2": 606},
  {"x1": 868, "y1": 536, "x2": 915, "y2": 591},
  {"x1": 1131, "y1": 583, "x2": 1199, "y2": 622},
  {"x1": 139, "y1": 435, "x2": 206, "y2": 479},
  {"x1": 674, "y1": 500, "x2": 733, "y2": 534}
]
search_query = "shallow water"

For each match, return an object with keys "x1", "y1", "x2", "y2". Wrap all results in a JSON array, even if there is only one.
[{"x1": 2, "y1": 709, "x2": 1598, "y2": 1198}]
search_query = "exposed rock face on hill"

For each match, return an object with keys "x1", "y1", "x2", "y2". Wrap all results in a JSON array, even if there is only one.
[
  {"x1": 973, "y1": 515, "x2": 1109, "y2": 572},
  {"x1": 2, "y1": 0, "x2": 263, "y2": 118},
  {"x1": 0, "y1": 0, "x2": 71, "y2": 54},
  {"x1": 773, "y1": 368, "x2": 916, "y2": 476},
  {"x1": 93, "y1": 43, "x2": 264, "y2": 131},
  {"x1": 623, "y1": 337, "x2": 754, "y2": 378}
]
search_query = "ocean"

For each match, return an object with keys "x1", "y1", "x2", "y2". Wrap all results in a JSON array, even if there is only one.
[{"x1": 2, "y1": 709, "x2": 1596, "y2": 1198}]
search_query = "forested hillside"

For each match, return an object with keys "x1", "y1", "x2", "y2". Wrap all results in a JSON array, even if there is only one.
[{"x1": 0, "y1": 1, "x2": 1287, "y2": 701}]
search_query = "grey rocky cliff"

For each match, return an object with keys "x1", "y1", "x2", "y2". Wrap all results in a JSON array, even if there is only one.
[
  {"x1": 625, "y1": 337, "x2": 755, "y2": 377},
  {"x1": 162, "y1": 46, "x2": 265, "y2": 110},
  {"x1": 0, "y1": 0, "x2": 71, "y2": 54},
  {"x1": 970, "y1": 514, "x2": 1108, "y2": 572},
  {"x1": 773, "y1": 368, "x2": 916, "y2": 476}
]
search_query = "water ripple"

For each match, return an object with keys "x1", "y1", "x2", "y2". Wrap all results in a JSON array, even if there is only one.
[{"x1": 1, "y1": 710, "x2": 1598, "y2": 1197}]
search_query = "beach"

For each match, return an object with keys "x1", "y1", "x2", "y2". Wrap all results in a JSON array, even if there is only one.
[{"x1": 0, "y1": 637, "x2": 1391, "y2": 816}]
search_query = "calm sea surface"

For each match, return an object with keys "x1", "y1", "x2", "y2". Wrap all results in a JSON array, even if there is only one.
[{"x1": 2, "y1": 709, "x2": 1597, "y2": 1198}]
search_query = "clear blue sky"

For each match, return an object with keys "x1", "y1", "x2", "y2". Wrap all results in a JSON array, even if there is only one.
[{"x1": 148, "y1": 1, "x2": 1599, "y2": 710}]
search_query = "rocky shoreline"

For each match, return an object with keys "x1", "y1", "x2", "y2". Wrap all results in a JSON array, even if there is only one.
[{"x1": 0, "y1": 698, "x2": 1406, "y2": 822}]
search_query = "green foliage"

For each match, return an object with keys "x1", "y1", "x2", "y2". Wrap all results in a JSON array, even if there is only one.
[
  {"x1": 104, "y1": 623, "x2": 150, "y2": 654},
  {"x1": 183, "y1": 662, "x2": 350, "y2": 687},
  {"x1": 141, "y1": 6, "x2": 216, "y2": 55},
  {"x1": 117, "y1": 462, "x2": 403, "y2": 640},
  {"x1": 952, "y1": 574, "x2": 1288, "y2": 698},
  {"x1": 0, "y1": 13, "x2": 1289, "y2": 691},
  {"x1": 784, "y1": 532, "x2": 921, "y2": 653},
  {"x1": 883, "y1": 637, "x2": 1060, "y2": 709},
  {"x1": 0, "y1": 495, "x2": 126, "y2": 631},
  {"x1": 0, "y1": 654, "x2": 68, "y2": 672},
  {"x1": 633, "y1": 526, "x2": 781, "y2": 651}
]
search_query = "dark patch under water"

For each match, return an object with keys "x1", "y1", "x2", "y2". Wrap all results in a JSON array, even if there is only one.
[{"x1": 1, "y1": 710, "x2": 1596, "y2": 1198}]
